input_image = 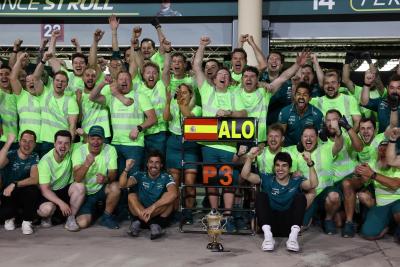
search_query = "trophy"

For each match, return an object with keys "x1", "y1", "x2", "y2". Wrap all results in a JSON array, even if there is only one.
[{"x1": 201, "y1": 209, "x2": 227, "y2": 252}]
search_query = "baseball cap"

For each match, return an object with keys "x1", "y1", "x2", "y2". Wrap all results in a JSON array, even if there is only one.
[{"x1": 88, "y1": 126, "x2": 105, "y2": 139}]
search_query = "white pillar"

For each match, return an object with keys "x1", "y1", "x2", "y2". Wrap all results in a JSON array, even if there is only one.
[{"x1": 238, "y1": 0, "x2": 262, "y2": 67}]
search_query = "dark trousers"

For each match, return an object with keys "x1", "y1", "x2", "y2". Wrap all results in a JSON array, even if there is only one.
[
  {"x1": 255, "y1": 192, "x2": 306, "y2": 237},
  {"x1": 0, "y1": 185, "x2": 40, "y2": 222}
]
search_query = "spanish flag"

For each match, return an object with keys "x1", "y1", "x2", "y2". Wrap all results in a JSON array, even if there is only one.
[{"x1": 184, "y1": 118, "x2": 218, "y2": 141}]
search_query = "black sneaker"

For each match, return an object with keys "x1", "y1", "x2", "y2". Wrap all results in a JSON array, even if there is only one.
[
  {"x1": 342, "y1": 221, "x2": 355, "y2": 238},
  {"x1": 127, "y1": 220, "x2": 141, "y2": 237}
]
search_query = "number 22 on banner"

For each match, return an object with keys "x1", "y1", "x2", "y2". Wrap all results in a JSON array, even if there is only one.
[
  {"x1": 313, "y1": 0, "x2": 335, "y2": 10},
  {"x1": 41, "y1": 23, "x2": 64, "y2": 41}
]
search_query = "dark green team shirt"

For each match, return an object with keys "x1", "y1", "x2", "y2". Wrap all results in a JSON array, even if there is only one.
[
  {"x1": 278, "y1": 104, "x2": 324, "y2": 146},
  {"x1": 1, "y1": 150, "x2": 39, "y2": 188},
  {"x1": 363, "y1": 97, "x2": 396, "y2": 133},
  {"x1": 260, "y1": 173, "x2": 305, "y2": 211},
  {"x1": 132, "y1": 171, "x2": 175, "y2": 208}
]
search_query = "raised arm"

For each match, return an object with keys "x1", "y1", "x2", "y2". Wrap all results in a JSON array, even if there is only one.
[
  {"x1": 119, "y1": 159, "x2": 137, "y2": 188},
  {"x1": 193, "y1": 36, "x2": 211, "y2": 88},
  {"x1": 311, "y1": 53, "x2": 324, "y2": 88},
  {"x1": 129, "y1": 31, "x2": 140, "y2": 78},
  {"x1": 161, "y1": 38, "x2": 172, "y2": 87},
  {"x1": 36, "y1": 38, "x2": 49, "y2": 65},
  {"x1": 71, "y1": 38, "x2": 82, "y2": 53},
  {"x1": 31, "y1": 52, "x2": 53, "y2": 96},
  {"x1": 360, "y1": 83, "x2": 371, "y2": 106},
  {"x1": 267, "y1": 50, "x2": 310, "y2": 94},
  {"x1": 89, "y1": 29, "x2": 105, "y2": 75},
  {"x1": 331, "y1": 120, "x2": 344, "y2": 157},
  {"x1": 47, "y1": 30, "x2": 62, "y2": 73},
  {"x1": 339, "y1": 116, "x2": 363, "y2": 152},
  {"x1": 10, "y1": 52, "x2": 28, "y2": 95},
  {"x1": 151, "y1": 17, "x2": 166, "y2": 55},
  {"x1": 109, "y1": 14, "x2": 120, "y2": 53},
  {"x1": 342, "y1": 52, "x2": 356, "y2": 93},
  {"x1": 0, "y1": 134, "x2": 15, "y2": 168},
  {"x1": 300, "y1": 152, "x2": 318, "y2": 191},
  {"x1": 9, "y1": 39, "x2": 23, "y2": 68},
  {"x1": 247, "y1": 35, "x2": 268, "y2": 71},
  {"x1": 240, "y1": 147, "x2": 262, "y2": 184}
]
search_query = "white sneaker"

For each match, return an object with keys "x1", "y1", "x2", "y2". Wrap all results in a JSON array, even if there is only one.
[
  {"x1": 261, "y1": 236, "x2": 275, "y2": 251},
  {"x1": 41, "y1": 217, "x2": 52, "y2": 228},
  {"x1": 4, "y1": 218, "x2": 16, "y2": 231},
  {"x1": 286, "y1": 237, "x2": 300, "y2": 252},
  {"x1": 21, "y1": 221, "x2": 33, "y2": 235},
  {"x1": 65, "y1": 216, "x2": 79, "y2": 232}
]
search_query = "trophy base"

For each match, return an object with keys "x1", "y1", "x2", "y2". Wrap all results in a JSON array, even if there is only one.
[{"x1": 207, "y1": 242, "x2": 224, "y2": 252}]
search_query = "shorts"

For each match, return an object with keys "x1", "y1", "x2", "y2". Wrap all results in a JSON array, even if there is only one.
[
  {"x1": 361, "y1": 199, "x2": 400, "y2": 238},
  {"x1": 114, "y1": 144, "x2": 144, "y2": 175},
  {"x1": 303, "y1": 185, "x2": 343, "y2": 226},
  {"x1": 144, "y1": 131, "x2": 167, "y2": 158},
  {"x1": 77, "y1": 185, "x2": 107, "y2": 216},
  {"x1": 39, "y1": 184, "x2": 71, "y2": 221},
  {"x1": 201, "y1": 146, "x2": 239, "y2": 186},
  {"x1": 166, "y1": 134, "x2": 200, "y2": 170}
]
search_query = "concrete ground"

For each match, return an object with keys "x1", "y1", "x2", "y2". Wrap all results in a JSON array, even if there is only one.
[{"x1": 0, "y1": 221, "x2": 399, "y2": 267}]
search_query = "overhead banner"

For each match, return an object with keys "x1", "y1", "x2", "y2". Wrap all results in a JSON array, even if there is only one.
[
  {"x1": 183, "y1": 117, "x2": 257, "y2": 142},
  {"x1": 0, "y1": 1, "x2": 398, "y2": 17}
]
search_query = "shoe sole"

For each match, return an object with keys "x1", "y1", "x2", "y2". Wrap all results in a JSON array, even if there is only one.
[
  {"x1": 287, "y1": 247, "x2": 300, "y2": 252},
  {"x1": 65, "y1": 226, "x2": 80, "y2": 232},
  {"x1": 150, "y1": 232, "x2": 165, "y2": 240}
]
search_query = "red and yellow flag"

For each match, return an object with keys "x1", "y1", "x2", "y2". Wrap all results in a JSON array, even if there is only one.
[{"x1": 184, "y1": 118, "x2": 218, "y2": 141}]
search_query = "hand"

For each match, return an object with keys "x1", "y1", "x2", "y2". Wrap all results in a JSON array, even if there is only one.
[
  {"x1": 58, "y1": 201, "x2": 72, "y2": 217},
  {"x1": 14, "y1": 39, "x2": 23, "y2": 49},
  {"x1": 42, "y1": 51, "x2": 53, "y2": 62},
  {"x1": 84, "y1": 153, "x2": 95, "y2": 168},
  {"x1": 311, "y1": 53, "x2": 319, "y2": 64},
  {"x1": 247, "y1": 35, "x2": 255, "y2": 46},
  {"x1": 360, "y1": 51, "x2": 372, "y2": 64},
  {"x1": 296, "y1": 49, "x2": 311, "y2": 67},
  {"x1": 216, "y1": 109, "x2": 226, "y2": 117},
  {"x1": 105, "y1": 74, "x2": 113, "y2": 84},
  {"x1": 129, "y1": 127, "x2": 139, "y2": 140},
  {"x1": 150, "y1": 17, "x2": 161, "y2": 29},
  {"x1": 125, "y1": 159, "x2": 135, "y2": 172},
  {"x1": 239, "y1": 34, "x2": 248, "y2": 45},
  {"x1": 51, "y1": 30, "x2": 61, "y2": 39},
  {"x1": 200, "y1": 36, "x2": 211, "y2": 46},
  {"x1": 141, "y1": 205, "x2": 156, "y2": 222},
  {"x1": 388, "y1": 127, "x2": 400, "y2": 141},
  {"x1": 302, "y1": 151, "x2": 312, "y2": 165},
  {"x1": 94, "y1": 29, "x2": 105, "y2": 43},
  {"x1": 345, "y1": 52, "x2": 355, "y2": 64},
  {"x1": 161, "y1": 38, "x2": 171, "y2": 52},
  {"x1": 248, "y1": 146, "x2": 260, "y2": 159},
  {"x1": 133, "y1": 26, "x2": 142, "y2": 39},
  {"x1": 355, "y1": 163, "x2": 374, "y2": 180},
  {"x1": 387, "y1": 93, "x2": 399, "y2": 111},
  {"x1": 108, "y1": 14, "x2": 120, "y2": 31},
  {"x1": 17, "y1": 52, "x2": 29, "y2": 62},
  {"x1": 338, "y1": 116, "x2": 352, "y2": 131},
  {"x1": 237, "y1": 145, "x2": 248, "y2": 157},
  {"x1": 71, "y1": 38, "x2": 79, "y2": 47},
  {"x1": 3, "y1": 183, "x2": 15, "y2": 197},
  {"x1": 96, "y1": 173, "x2": 107, "y2": 184},
  {"x1": 6, "y1": 133, "x2": 16, "y2": 144},
  {"x1": 331, "y1": 120, "x2": 341, "y2": 136},
  {"x1": 76, "y1": 128, "x2": 85, "y2": 137}
]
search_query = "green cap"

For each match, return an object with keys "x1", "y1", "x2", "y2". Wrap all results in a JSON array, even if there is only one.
[{"x1": 88, "y1": 126, "x2": 105, "y2": 139}]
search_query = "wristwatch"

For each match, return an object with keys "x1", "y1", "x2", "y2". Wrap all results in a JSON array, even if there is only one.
[{"x1": 137, "y1": 125, "x2": 143, "y2": 132}]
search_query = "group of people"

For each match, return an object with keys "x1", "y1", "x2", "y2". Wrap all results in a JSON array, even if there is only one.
[{"x1": 0, "y1": 15, "x2": 399, "y2": 251}]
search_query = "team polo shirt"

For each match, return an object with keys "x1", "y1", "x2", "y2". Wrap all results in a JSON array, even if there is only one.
[
  {"x1": 81, "y1": 90, "x2": 111, "y2": 138},
  {"x1": 310, "y1": 93, "x2": 361, "y2": 127},
  {"x1": 169, "y1": 74, "x2": 196, "y2": 96},
  {"x1": 71, "y1": 143, "x2": 117, "y2": 195},
  {"x1": 199, "y1": 81, "x2": 246, "y2": 153},
  {"x1": 370, "y1": 160, "x2": 400, "y2": 206},
  {"x1": 132, "y1": 171, "x2": 175, "y2": 208},
  {"x1": 278, "y1": 104, "x2": 324, "y2": 146},
  {"x1": 260, "y1": 173, "x2": 305, "y2": 211},
  {"x1": 231, "y1": 71, "x2": 242, "y2": 83},
  {"x1": 15, "y1": 90, "x2": 43, "y2": 141},
  {"x1": 0, "y1": 89, "x2": 18, "y2": 142},
  {"x1": 363, "y1": 97, "x2": 396, "y2": 133},
  {"x1": 39, "y1": 91, "x2": 79, "y2": 143},
  {"x1": 138, "y1": 80, "x2": 167, "y2": 135},
  {"x1": 104, "y1": 89, "x2": 153, "y2": 146},
  {"x1": 1, "y1": 150, "x2": 39, "y2": 188},
  {"x1": 169, "y1": 99, "x2": 202, "y2": 135},
  {"x1": 150, "y1": 51, "x2": 165, "y2": 71},
  {"x1": 257, "y1": 145, "x2": 298, "y2": 174},
  {"x1": 38, "y1": 148, "x2": 73, "y2": 191},
  {"x1": 295, "y1": 142, "x2": 335, "y2": 195},
  {"x1": 235, "y1": 87, "x2": 272, "y2": 142}
]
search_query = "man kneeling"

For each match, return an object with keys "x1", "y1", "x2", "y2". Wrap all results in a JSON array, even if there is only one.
[
  {"x1": 37, "y1": 130, "x2": 85, "y2": 231},
  {"x1": 120, "y1": 150, "x2": 177, "y2": 240},
  {"x1": 241, "y1": 150, "x2": 318, "y2": 252}
]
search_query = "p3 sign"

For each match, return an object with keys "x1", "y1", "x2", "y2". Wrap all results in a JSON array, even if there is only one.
[{"x1": 203, "y1": 165, "x2": 234, "y2": 186}]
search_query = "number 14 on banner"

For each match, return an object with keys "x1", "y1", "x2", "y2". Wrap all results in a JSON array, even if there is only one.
[{"x1": 313, "y1": 0, "x2": 335, "y2": 10}]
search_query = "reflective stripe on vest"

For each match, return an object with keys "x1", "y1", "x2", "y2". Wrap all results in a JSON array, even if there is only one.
[{"x1": 45, "y1": 155, "x2": 71, "y2": 190}]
